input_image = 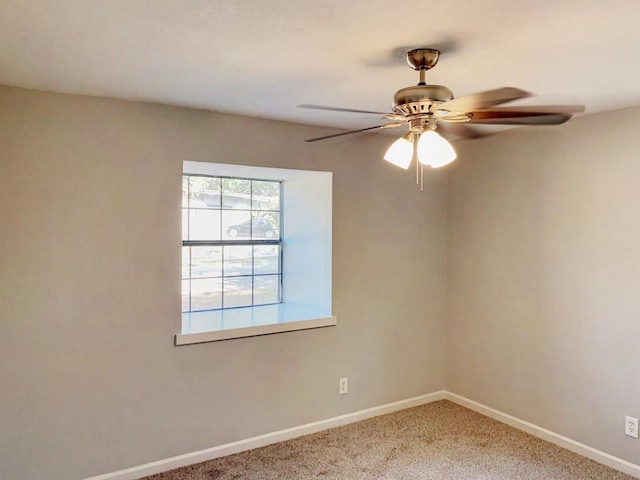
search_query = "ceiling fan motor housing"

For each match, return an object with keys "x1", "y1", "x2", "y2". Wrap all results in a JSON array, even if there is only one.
[{"x1": 392, "y1": 85, "x2": 454, "y2": 116}]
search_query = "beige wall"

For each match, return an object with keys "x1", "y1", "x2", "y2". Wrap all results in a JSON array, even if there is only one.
[
  {"x1": 0, "y1": 85, "x2": 448, "y2": 480},
  {"x1": 5, "y1": 81, "x2": 638, "y2": 480},
  {"x1": 447, "y1": 107, "x2": 640, "y2": 464}
]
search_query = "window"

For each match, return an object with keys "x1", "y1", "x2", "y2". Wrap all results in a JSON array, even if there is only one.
[
  {"x1": 176, "y1": 162, "x2": 336, "y2": 345},
  {"x1": 182, "y1": 175, "x2": 282, "y2": 311}
]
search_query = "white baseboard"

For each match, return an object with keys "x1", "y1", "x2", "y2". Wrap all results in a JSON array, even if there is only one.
[
  {"x1": 84, "y1": 390, "x2": 447, "y2": 480},
  {"x1": 444, "y1": 392, "x2": 640, "y2": 479}
]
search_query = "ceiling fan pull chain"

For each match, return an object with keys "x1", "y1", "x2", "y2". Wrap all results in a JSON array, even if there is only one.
[{"x1": 421, "y1": 163, "x2": 424, "y2": 192}]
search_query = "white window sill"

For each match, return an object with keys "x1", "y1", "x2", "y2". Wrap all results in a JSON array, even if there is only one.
[{"x1": 175, "y1": 304, "x2": 336, "y2": 345}]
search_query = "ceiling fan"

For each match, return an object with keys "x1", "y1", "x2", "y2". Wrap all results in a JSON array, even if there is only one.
[{"x1": 299, "y1": 48, "x2": 584, "y2": 189}]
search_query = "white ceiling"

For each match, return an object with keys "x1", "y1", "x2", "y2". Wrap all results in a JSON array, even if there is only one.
[{"x1": 1, "y1": 0, "x2": 640, "y2": 136}]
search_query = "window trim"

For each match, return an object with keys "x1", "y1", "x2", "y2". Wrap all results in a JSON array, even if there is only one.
[{"x1": 175, "y1": 305, "x2": 336, "y2": 345}]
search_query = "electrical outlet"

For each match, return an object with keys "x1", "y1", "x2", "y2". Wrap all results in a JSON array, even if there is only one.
[
  {"x1": 339, "y1": 377, "x2": 348, "y2": 395},
  {"x1": 625, "y1": 416, "x2": 639, "y2": 438}
]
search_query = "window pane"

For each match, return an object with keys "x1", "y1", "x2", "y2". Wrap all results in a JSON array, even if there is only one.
[
  {"x1": 222, "y1": 210, "x2": 251, "y2": 240},
  {"x1": 223, "y1": 276, "x2": 253, "y2": 308},
  {"x1": 191, "y1": 246, "x2": 222, "y2": 278},
  {"x1": 254, "y1": 245, "x2": 279, "y2": 275},
  {"x1": 223, "y1": 246, "x2": 252, "y2": 276},
  {"x1": 190, "y1": 278, "x2": 222, "y2": 311},
  {"x1": 254, "y1": 275, "x2": 280, "y2": 305},
  {"x1": 182, "y1": 209, "x2": 189, "y2": 241},
  {"x1": 188, "y1": 209, "x2": 221, "y2": 240},
  {"x1": 252, "y1": 180, "x2": 280, "y2": 210},
  {"x1": 182, "y1": 279, "x2": 190, "y2": 312},
  {"x1": 252, "y1": 212, "x2": 279, "y2": 240},
  {"x1": 189, "y1": 176, "x2": 221, "y2": 208},
  {"x1": 182, "y1": 176, "x2": 189, "y2": 208},
  {"x1": 222, "y1": 178, "x2": 251, "y2": 209},
  {"x1": 182, "y1": 247, "x2": 190, "y2": 279}
]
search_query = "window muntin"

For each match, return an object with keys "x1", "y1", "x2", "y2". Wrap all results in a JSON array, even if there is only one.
[{"x1": 182, "y1": 174, "x2": 282, "y2": 312}]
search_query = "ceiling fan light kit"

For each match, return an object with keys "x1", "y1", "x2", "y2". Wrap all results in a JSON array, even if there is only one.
[
  {"x1": 300, "y1": 48, "x2": 584, "y2": 190},
  {"x1": 417, "y1": 130, "x2": 457, "y2": 168},
  {"x1": 384, "y1": 133, "x2": 414, "y2": 169}
]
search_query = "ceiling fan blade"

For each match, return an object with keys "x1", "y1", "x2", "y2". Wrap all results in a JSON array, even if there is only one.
[
  {"x1": 474, "y1": 104, "x2": 585, "y2": 115},
  {"x1": 384, "y1": 113, "x2": 409, "y2": 121},
  {"x1": 304, "y1": 122, "x2": 405, "y2": 143},
  {"x1": 468, "y1": 112, "x2": 572, "y2": 125},
  {"x1": 438, "y1": 122, "x2": 487, "y2": 139},
  {"x1": 436, "y1": 87, "x2": 532, "y2": 114},
  {"x1": 298, "y1": 104, "x2": 390, "y2": 115}
]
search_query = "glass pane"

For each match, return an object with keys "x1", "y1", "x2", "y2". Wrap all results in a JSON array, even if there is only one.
[
  {"x1": 223, "y1": 276, "x2": 253, "y2": 308},
  {"x1": 182, "y1": 176, "x2": 189, "y2": 208},
  {"x1": 191, "y1": 246, "x2": 222, "y2": 278},
  {"x1": 189, "y1": 176, "x2": 221, "y2": 208},
  {"x1": 221, "y1": 210, "x2": 251, "y2": 240},
  {"x1": 188, "y1": 209, "x2": 221, "y2": 240},
  {"x1": 254, "y1": 245, "x2": 279, "y2": 275},
  {"x1": 222, "y1": 178, "x2": 251, "y2": 209},
  {"x1": 223, "y1": 246, "x2": 252, "y2": 276},
  {"x1": 182, "y1": 247, "x2": 190, "y2": 279},
  {"x1": 190, "y1": 278, "x2": 222, "y2": 311},
  {"x1": 182, "y1": 279, "x2": 190, "y2": 312},
  {"x1": 254, "y1": 275, "x2": 280, "y2": 305},
  {"x1": 252, "y1": 212, "x2": 279, "y2": 240},
  {"x1": 252, "y1": 180, "x2": 280, "y2": 210},
  {"x1": 182, "y1": 209, "x2": 189, "y2": 241}
]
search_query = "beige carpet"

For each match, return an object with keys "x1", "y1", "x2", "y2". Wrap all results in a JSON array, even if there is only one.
[{"x1": 142, "y1": 400, "x2": 634, "y2": 479}]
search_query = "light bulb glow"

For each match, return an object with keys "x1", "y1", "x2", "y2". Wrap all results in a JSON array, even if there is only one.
[
  {"x1": 416, "y1": 130, "x2": 457, "y2": 168},
  {"x1": 383, "y1": 135, "x2": 413, "y2": 169}
]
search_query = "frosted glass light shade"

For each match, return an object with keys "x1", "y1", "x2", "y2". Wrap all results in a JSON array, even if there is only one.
[
  {"x1": 383, "y1": 135, "x2": 413, "y2": 169},
  {"x1": 416, "y1": 130, "x2": 457, "y2": 168}
]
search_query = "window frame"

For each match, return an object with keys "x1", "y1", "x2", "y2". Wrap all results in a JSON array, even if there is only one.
[{"x1": 181, "y1": 173, "x2": 284, "y2": 312}]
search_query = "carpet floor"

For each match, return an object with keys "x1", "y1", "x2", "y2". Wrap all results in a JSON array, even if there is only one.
[{"x1": 141, "y1": 400, "x2": 634, "y2": 479}]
